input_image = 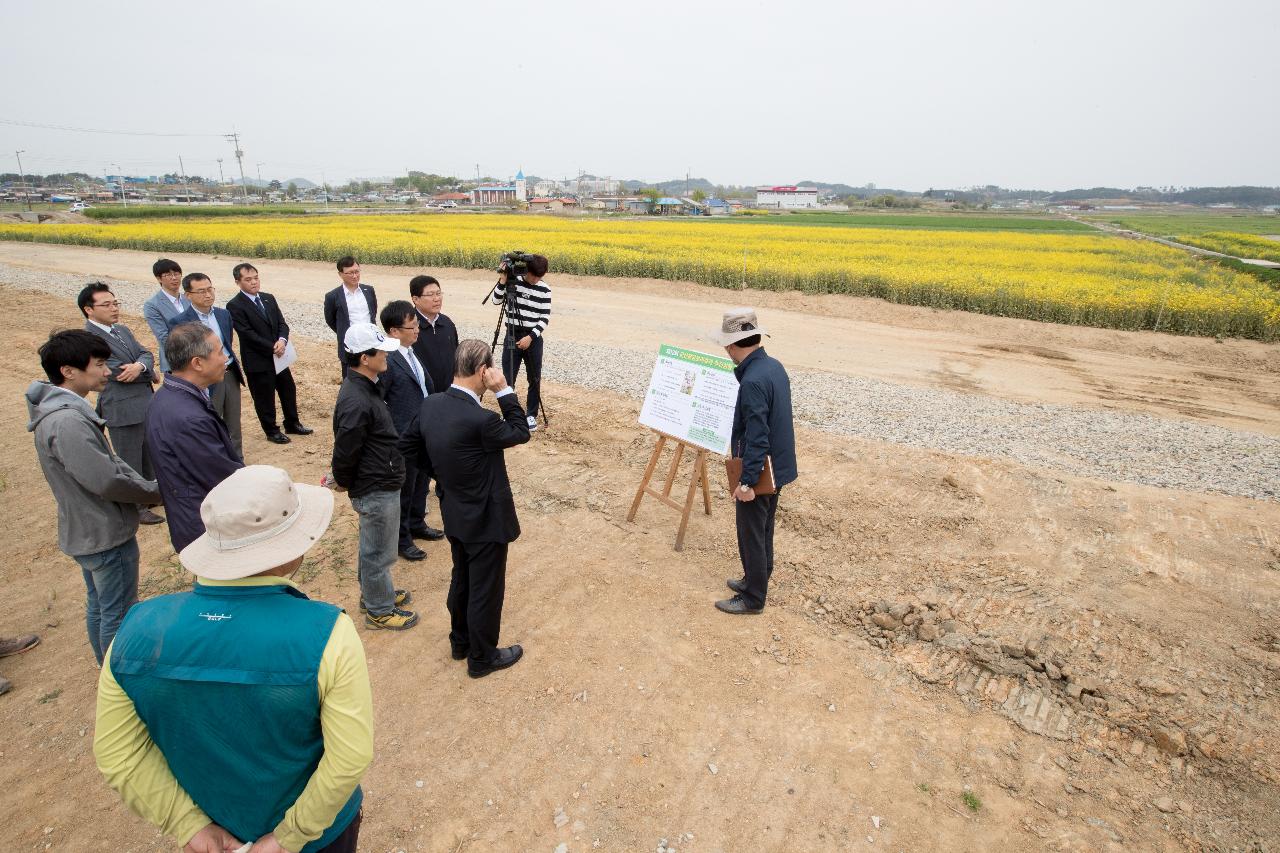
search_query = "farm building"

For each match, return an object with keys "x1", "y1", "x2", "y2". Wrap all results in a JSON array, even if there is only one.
[
  {"x1": 432, "y1": 192, "x2": 470, "y2": 205},
  {"x1": 755, "y1": 185, "x2": 819, "y2": 209},
  {"x1": 528, "y1": 197, "x2": 579, "y2": 212}
]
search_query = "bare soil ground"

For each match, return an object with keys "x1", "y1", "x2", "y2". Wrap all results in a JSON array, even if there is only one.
[{"x1": 0, "y1": 274, "x2": 1277, "y2": 851}]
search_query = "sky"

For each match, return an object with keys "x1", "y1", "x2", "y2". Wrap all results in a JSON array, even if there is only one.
[{"x1": 2, "y1": 0, "x2": 1277, "y2": 191}]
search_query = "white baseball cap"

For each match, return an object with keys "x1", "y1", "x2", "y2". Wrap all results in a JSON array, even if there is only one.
[{"x1": 343, "y1": 322, "x2": 400, "y2": 354}]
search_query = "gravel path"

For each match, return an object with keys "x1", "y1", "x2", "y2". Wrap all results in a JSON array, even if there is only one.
[{"x1": 6, "y1": 262, "x2": 1277, "y2": 501}]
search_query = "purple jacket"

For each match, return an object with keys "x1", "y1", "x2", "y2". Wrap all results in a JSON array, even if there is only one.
[{"x1": 144, "y1": 375, "x2": 243, "y2": 552}]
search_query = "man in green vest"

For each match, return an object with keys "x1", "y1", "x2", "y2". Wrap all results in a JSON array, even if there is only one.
[{"x1": 94, "y1": 465, "x2": 373, "y2": 853}]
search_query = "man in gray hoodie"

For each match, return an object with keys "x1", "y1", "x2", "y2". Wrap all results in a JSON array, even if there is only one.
[{"x1": 26, "y1": 330, "x2": 161, "y2": 665}]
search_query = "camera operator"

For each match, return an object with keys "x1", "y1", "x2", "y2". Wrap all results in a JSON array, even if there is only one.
[{"x1": 490, "y1": 254, "x2": 550, "y2": 431}]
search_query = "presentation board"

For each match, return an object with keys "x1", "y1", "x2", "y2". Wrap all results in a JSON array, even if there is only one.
[{"x1": 638, "y1": 344, "x2": 738, "y2": 455}]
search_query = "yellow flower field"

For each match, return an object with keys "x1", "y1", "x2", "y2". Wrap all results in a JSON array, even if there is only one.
[{"x1": 1, "y1": 214, "x2": 1277, "y2": 339}]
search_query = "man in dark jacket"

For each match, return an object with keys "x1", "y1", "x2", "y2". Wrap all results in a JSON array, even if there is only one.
[
  {"x1": 323, "y1": 256, "x2": 377, "y2": 379},
  {"x1": 27, "y1": 330, "x2": 161, "y2": 664},
  {"x1": 226, "y1": 262, "x2": 312, "y2": 444},
  {"x1": 399, "y1": 339, "x2": 530, "y2": 678},
  {"x1": 379, "y1": 301, "x2": 442, "y2": 563},
  {"x1": 331, "y1": 322, "x2": 418, "y2": 631},
  {"x1": 169, "y1": 273, "x2": 245, "y2": 460},
  {"x1": 713, "y1": 308, "x2": 797, "y2": 615},
  {"x1": 145, "y1": 323, "x2": 244, "y2": 553},
  {"x1": 409, "y1": 275, "x2": 459, "y2": 394}
]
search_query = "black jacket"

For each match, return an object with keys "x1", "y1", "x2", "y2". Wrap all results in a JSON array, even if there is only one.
[
  {"x1": 227, "y1": 290, "x2": 291, "y2": 375},
  {"x1": 399, "y1": 388, "x2": 529, "y2": 543},
  {"x1": 410, "y1": 311, "x2": 459, "y2": 394},
  {"x1": 381, "y1": 349, "x2": 433, "y2": 436},
  {"x1": 323, "y1": 284, "x2": 377, "y2": 360},
  {"x1": 731, "y1": 347, "x2": 798, "y2": 490},
  {"x1": 331, "y1": 372, "x2": 405, "y2": 498}
]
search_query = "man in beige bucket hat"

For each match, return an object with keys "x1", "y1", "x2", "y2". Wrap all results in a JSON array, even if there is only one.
[
  {"x1": 712, "y1": 308, "x2": 797, "y2": 615},
  {"x1": 94, "y1": 465, "x2": 373, "y2": 853}
]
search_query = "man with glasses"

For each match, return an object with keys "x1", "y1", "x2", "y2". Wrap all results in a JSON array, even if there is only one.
[
  {"x1": 79, "y1": 282, "x2": 164, "y2": 525},
  {"x1": 409, "y1": 275, "x2": 458, "y2": 396},
  {"x1": 169, "y1": 274, "x2": 245, "y2": 460},
  {"x1": 324, "y1": 256, "x2": 377, "y2": 379},
  {"x1": 142, "y1": 259, "x2": 189, "y2": 373}
]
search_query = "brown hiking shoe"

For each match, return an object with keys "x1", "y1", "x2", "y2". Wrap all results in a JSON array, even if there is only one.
[
  {"x1": 365, "y1": 608, "x2": 419, "y2": 631},
  {"x1": 0, "y1": 635, "x2": 39, "y2": 658}
]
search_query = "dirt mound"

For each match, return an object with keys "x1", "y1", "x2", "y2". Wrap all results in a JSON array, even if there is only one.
[{"x1": 0, "y1": 211, "x2": 94, "y2": 224}]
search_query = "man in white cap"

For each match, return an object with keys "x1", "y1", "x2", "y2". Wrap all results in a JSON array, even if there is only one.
[
  {"x1": 94, "y1": 465, "x2": 373, "y2": 853},
  {"x1": 331, "y1": 322, "x2": 418, "y2": 630},
  {"x1": 713, "y1": 308, "x2": 797, "y2": 615}
]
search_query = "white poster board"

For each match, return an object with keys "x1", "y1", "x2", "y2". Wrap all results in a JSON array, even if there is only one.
[{"x1": 638, "y1": 344, "x2": 738, "y2": 455}]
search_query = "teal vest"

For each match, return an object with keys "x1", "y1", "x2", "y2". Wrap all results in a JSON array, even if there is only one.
[{"x1": 111, "y1": 583, "x2": 361, "y2": 852}]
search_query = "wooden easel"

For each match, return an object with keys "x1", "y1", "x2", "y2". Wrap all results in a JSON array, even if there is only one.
[{"x1": 627, "y1": 429, "x2": 713, "y2": 551}]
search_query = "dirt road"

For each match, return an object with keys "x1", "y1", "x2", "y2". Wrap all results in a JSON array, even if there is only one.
[
  {"x1": 2, "y1": 243, "x2": 1276, "y2": 436},
  {"x1": 0, "y1": 267, "x2": 1277, "y2": 851}
]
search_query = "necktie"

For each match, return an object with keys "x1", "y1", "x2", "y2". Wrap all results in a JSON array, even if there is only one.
[
  {"x1": 254, "y1": 296, "x2": 268, "y2": 317},
  {"x1": 407, "y1": 350, "x2": 425, "y2": 394}
]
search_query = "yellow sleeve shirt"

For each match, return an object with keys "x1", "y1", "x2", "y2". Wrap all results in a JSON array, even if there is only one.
[{"x1": 93, "y1": 576, "x2": 374, "y2": 852}]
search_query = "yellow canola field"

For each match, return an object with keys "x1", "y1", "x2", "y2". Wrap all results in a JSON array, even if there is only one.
[{"x1": 1, "y1": 214, "x2": 1276, "y2": 339}]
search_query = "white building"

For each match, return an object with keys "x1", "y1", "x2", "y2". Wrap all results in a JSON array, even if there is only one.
[{"x1": 755, "y1": 185, "x2": 819, "y2": 209}]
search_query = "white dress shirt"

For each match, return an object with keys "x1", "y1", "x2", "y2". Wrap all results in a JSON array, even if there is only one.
[{"x1": 343, "y1": 285, "x2": 370, "y2": 326}]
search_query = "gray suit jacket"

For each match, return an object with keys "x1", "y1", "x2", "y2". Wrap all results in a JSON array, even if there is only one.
[
  {"x1": 142, "y1": 289, "x2": 188, "y2": 372},
  {"x1": 84, "y1": 321, "x2": 156, "y2": 427}
]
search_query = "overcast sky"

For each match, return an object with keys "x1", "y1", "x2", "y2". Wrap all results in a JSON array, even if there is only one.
[{"x1": 3, "y1": 0, "x2": 1276, "y2": 190}]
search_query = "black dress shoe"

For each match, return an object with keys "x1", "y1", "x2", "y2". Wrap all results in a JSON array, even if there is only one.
[
  {"x1": 284, "y1": 423, "x2": 314, "y2": 435},
  {"x1": 266, "y1": 431, "x2": 291, "y2": 444},
  {"x1": 138, "y1": 508, "x2": 166, "y2": 525},
  {"x1": 726, "y1": 576, "x2": 747, "y2": 594},
  {"x1": 451, "y1": 644, "x2": 469, "y2": 661},
  {"x1": 467, "y1": 644, "x2": 523, "y2": 678},
  {"x1": 410, "y1": 524, "x2": 445, "y2": 541},
  {"x1": 398, "y1": 544, "x2": 427, "y2": 561},
  {"x1": 715, "y1": 595, "x2": 763, "y2": 615}
]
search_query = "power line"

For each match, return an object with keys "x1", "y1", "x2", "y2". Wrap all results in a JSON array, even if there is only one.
[{"x1": 0, "y1": 117, "x2": 224, "y2": 138}]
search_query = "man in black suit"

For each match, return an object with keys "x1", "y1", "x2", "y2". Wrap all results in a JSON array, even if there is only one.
[
  {"x1": 323, "y1": 256, "x2": 377, "y2": 379},
  {"x1": 169, "y1": 273, "x2": 245, "y2": 460},
  {"x1": 379, "y1": 300, "x2": 443, "y2": 562},
  {"x1": 399, "y1": 339, "x2": 530, "y2": 678},
  {"x1": 226, "y1": 263, "x2": 312, "y2": 444}
]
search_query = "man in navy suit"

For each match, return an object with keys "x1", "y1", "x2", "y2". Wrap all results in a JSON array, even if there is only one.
[
  {"x1": 323, "y1": 256, "x2": 377, "y2": 379},
  {"x1": 168, "y1": 273, "x2": 244, "y2": 460},
  {"x1": 379, "y1": 301, "x2": 444, "y2": 563},
  {"x1": 398, "y1": 340, "x2": 530, "y2": 678},
  {"x1": 142, "y1": 258, "x2": 188, "y2": 373}
]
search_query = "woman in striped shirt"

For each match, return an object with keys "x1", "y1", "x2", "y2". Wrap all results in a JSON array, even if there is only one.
[{"x1": 491, "y1": 254, "x2": 550, "y2": 430}]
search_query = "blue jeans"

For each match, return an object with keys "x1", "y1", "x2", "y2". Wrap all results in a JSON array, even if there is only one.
[
  {"x1": 74, "y1": 537, "x2": 140, "y2": 665},
  {"x1": 350, "y1": 491, "x2": 400, "y2": 617}
]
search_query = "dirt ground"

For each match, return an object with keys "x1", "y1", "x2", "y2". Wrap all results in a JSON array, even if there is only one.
[{"x1": 0, "y1": 268, "x2": 1277, "y2": 851}]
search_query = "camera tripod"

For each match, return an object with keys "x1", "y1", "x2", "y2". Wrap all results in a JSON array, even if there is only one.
[{"x1": 483, "y1": 277, "x2": 551, "y2": 429}]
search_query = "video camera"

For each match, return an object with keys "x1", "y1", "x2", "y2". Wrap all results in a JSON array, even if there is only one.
[{"x1": 497, "y1": 250, "x2": 534, "y2": 278}]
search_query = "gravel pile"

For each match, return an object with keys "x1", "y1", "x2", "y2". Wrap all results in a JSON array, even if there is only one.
[{"x1": 6, "y1": 262, "x2": 1277, "y2": 501}]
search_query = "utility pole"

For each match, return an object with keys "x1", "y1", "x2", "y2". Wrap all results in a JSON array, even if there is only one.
[
  {"x1": 256, "y1": 163, "x2": 265, "y2": 206},
  {"x1": 216, "y1": 158, "x2": 225, "y2": 186},
  {"x1": 113, "y1": 162, "x2": 127, "y2": 207},
  {"x1": 225, "y1": 131, "x2": 248, "y2": 202},
  {"x1": 14, "y1": 150, "x2": 31, "y2": 211},
  {"x1": 178, "y1": 155, "x2": 190, "y2": 204},
  {"x1": 322, "y1": 171, "x2": 329, "y2": 210}
]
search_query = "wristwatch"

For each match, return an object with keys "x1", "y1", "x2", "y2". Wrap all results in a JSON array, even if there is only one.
[{"x1": 738, "y1": 483, "x2": 751, "y2": 492}]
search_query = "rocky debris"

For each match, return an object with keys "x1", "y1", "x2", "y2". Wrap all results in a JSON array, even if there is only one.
[
  {"x1": 553, "y1": 807, "x2": 569, "y2": 828},
  {"x1": 1150, "y1": 725, "x2": 1188, "y2": 756},
  {"x1": 1153, "y1": 796, "x2": 1177, "y2": 814},
  {"x1": 1137, "y1": 677, "x2": 1180, "y2": 696}
]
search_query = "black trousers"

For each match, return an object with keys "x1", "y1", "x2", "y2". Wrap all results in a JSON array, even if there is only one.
[
  {"x1": 245, "y1": 367, "x2": 299, "y2": 434},
  {"x1": 735, "y1": 490, "x2": 780, "y2": 609},
  {"x1": 446, "y1": 537, "x2": 508, "y2": 665},
  {"x1": 316, "y1": 808, "x2": 361, "y2": 853},
  {"x1": 398, "y1": 464, "x2": 432, "y2": 548},
  {"x1": 501, "y1": 329, "x2": 542, "y2": 418}
]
